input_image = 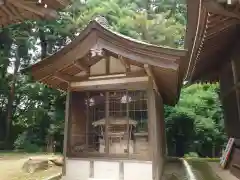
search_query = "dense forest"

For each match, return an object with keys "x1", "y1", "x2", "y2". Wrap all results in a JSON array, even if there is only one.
[{"x1": 0, "y1": 0, "x2": 227, "y2": 157}]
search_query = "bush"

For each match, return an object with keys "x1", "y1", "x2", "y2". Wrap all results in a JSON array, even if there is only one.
[
  {"x1": 184, "y1": 152, "x2": 199, "y2": 158},
  {"x1": 14, "y1": 132, "x2": 42, "y2": 153}
]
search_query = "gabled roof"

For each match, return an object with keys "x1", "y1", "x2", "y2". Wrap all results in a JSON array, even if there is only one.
[
  {"x1": 0, "y1": 0, "x2": 70, "y2": 27},
  {"x1": 185, "y1": 0, "x2": 240, "y2": 83},
  {"x1": 28, "y1": 20, "x2": 186, "y2": 73},
  {"x1": 23, "y1": 19, "x2": 187, "y2": 105}
]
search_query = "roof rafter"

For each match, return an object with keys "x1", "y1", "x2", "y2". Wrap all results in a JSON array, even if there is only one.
[
  {"x1": 0, "y1": 0, "x2": 70, "y2": 27},
  {"x1": 204, "y1": 0, "x2": 240, "y2": 19},
  {"x1": 73, "y1": 59, "x2": 89, "y2": 72},
  {"x1": 10, "y1": 0, "x2": 58, "y2": 19}
]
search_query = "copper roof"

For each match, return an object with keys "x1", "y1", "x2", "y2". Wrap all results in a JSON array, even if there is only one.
[
  {"x1": 185, "y1": 0, "x2": 240, "y2": 83},
  {"x1": 0, "y1": 0, "x2": 70, "y2": 27}
]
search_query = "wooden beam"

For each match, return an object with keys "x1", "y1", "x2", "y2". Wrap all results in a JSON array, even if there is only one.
[
  {"x1": 47, "y1": 0, "x2": 69, "y2": 7},
  {"x1": 204, "y1": 0, "x2": 240, "y2": 19},
  {"x1": 53, "y1": 72, "x2": 88, "y2": 82},
  {"x1": 231, "y1": 60, "x2": 240, "y2": 121},
  {"x1": 144, "y1": 64, "x2": 160, "y2": 95},
  {"x1": 126, "y1": 69, "x2": 146, "y2": 77},
  {"x1": 119, "y1": 55, "x2": 131, "y2": 72},
  {"x1": 106, "y1": 56, "x2": 110, "y2": 74},
  {"x1": 70, "y1": 76, "x2": 149, "y2": 90},
  {"x1": 53, "y1": 70, "x2": 146, "y2": 84},
  {"x1": 147, "y1": 79, "x2": 162, "y2": 180},
  {"x1": 8, "y1": 3, "x2": 25, "y2": 21},
  {"x1": 73, "y1": 59, "x2": 89, "y2": 72},
  {"x1": 89, "y1": 74, "x2": 126, "y2": 80},
  {"x1": 56, "y1": 0, "x2": 69, "y2": 6},
  {"x1": 206, "y1": 19, "x2": 238, "y2": 39},
  {"x1": 0, "y1": 3, "x2": 13, "y2": 17},
  {"x1": 53, "y1": 72, "x2": 70, "y2": 83},
  {"x1": 87, "y1": 70, "x2": 145, "y2": 80},
  {"x1": 9, "y1": 0, "x2": 58, "y2": 19}
]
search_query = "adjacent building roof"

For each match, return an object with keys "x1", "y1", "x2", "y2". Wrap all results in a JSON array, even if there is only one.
[
  {"x1": 0, "y1": 0, "x2": 70, "y2": 27},
  {"x1": 23, "y1": 19, "x2": 187, "y2": 105},
  {"x1": 185, "y1": 0, "x2": 240, "y2": 83}
]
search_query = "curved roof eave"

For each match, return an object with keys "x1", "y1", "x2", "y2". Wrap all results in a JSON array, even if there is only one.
[
  {"x1": 23, "y1": 19, "x2": 187, "y2": 74},
  {"x1": 184, "y1": 0, "x2": 203, "y2": 83},
  {"x1": 184, "y1": 0, "x2": 240, "y2": 84}
]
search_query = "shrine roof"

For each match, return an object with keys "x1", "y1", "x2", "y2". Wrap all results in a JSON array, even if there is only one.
[
  {"x1": 0, "y1": 0, "x2": 70, "y2": 27},
  {"x1": 23, "y1": 18, "x2": 187, "y2": 105},
  {"x1": 185, "y1": 0, "x2": 240, "y2": 83}
]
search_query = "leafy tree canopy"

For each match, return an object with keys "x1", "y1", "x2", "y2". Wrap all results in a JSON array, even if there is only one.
[{"x1": 0, "y1": 0, "x2": 226, "y2": 157}]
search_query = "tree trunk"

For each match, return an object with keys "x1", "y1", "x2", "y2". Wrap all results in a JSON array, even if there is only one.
[
  {"x1": 5, "y1": 49, "x2": 21, "y2": 148},
  {"x1": 39, "y1": 28, "x2": 47, "y2": 59},
  {"x1": 212, "y1": 144, "x2": 215, "y2": 158},
  {"x1": 0, "y1": 29, "x2": 13, "y2": 79}
]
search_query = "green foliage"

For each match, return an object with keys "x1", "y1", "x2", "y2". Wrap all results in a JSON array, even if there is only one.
[
  {"x1": 184, "y1": 152, "x2": 199, "y2": 158},
  {"x1": 165, "y1": 83, "x2": 227, "y2": 157},
  {"x1": 14, "y1": 132, "x2": 42, "y2": 153},
  {"x1": 0, "y1": 0, "x2": 226, "y2": 156}
]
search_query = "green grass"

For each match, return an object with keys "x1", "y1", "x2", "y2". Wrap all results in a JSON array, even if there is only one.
[
  {"x1": 186, "y1": 159, "x2": 221, "y2": 180},
  {"x1": 184, "y1": 157, "x2": 220, "y2": 162},
  {"x1": 0, "y1": 151, "x2": 60, "y2": 160}
]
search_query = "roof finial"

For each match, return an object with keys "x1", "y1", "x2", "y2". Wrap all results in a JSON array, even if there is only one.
[{"x1": 94, "y1": 15, "x2": 109, "y2": 28}]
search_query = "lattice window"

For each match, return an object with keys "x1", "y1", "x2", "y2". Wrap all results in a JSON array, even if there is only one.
[{"x1": 70, "y1": 90, "x2": 149, "y2": 159}]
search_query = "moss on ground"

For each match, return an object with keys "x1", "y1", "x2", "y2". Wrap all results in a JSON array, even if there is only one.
[{"x1": 186, "y1": 158, "x2": 221, "y2": 180}]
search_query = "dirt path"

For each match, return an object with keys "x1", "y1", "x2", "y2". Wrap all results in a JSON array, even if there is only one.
[{"x1": 0, "y1": 154, "x2": 61, "y2": 180}]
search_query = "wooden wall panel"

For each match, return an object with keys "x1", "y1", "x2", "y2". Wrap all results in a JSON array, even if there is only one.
[
  {"x1": 219, "y1": 46, "x2": 240, "y2": 139},
  {"x1": 90, "y1": 59, "x2": 106, "y2": 75},
  {"x1": 219, "y1": 61, "x2": 234, "y2": 96},
  {"x1": 221, "y1": 91, "x2": 240, "y2": 138},
  {"x1": 109, "y1": 57, "x2": 125, "y2": 73},
  {"x1": 69, "y1": 92, "x2": 87, "y2": 150}
]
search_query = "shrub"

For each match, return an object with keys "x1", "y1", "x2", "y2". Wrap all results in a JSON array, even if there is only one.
[
  {"x1": 184, "y1": 152, "x2": 199, "y2": 158},
  {"x1": 14, "y1": 132, "x2": 42, "y2": 153}
]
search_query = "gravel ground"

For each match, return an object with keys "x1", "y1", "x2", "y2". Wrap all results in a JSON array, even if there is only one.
[{"x1": 0, "y1": 154, "x2": 62, "y2": 180}]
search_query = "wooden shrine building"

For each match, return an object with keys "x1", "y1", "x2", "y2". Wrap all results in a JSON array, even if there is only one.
[
  {"x1": 185, "y1": 0, "x2": 240, "y2": 178},
  {"x1": 0, "y1": 0, "x2": 70, "y2": 27},
  {"x1": 24, "y1": 17, "x2": 187, "y2": 180}
]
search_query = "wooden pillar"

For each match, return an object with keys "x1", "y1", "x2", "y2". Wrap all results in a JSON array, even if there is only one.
[
  {"x1": 231, "y1": 60, "x2": 240, "y2": 123},
  {"x1": 105, "y1": 92, "x2": 110, "y2": 153},
  {"x1": 147, "y1": 78, "x2": 165, "y2": 180},
  {"x1": 62, "y1": 90, "x2": 71, "y2": 176}
]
